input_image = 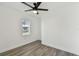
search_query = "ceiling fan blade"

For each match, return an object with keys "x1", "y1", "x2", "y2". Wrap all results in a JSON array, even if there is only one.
[
  {"x1": 36, "y1": 2, "x2": 42, "y2": 8},
  {"x1": 21, "y1": 2, "x2": 33, "y2": 8},
  {"x1": 37, "y1": 8, "x2": 48, "y2": 11},
  {"x1": 25, "y1": 9, "x2": 33, "y2": 11}
]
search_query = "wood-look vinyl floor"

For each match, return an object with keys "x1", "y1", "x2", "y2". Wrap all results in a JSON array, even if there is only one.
[
  {"x1": 0, "y1": 40, "x2": 77, "y2": 56},
  {"x1": 0, "y1": 40, "x2": 56, "y2": 56}
]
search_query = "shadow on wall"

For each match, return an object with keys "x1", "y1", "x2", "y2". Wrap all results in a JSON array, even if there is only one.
[{"x1": 56, "y1": 49, "x2": 77, "y2": 56}]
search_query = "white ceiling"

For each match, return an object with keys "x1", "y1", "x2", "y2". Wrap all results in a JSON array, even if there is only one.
[
  {"x1": 0, "y1": 2, "x2": 48, "y2": 13},
  {"x1": 1, "y1": 2, "x2": 79, "y2": 14}
]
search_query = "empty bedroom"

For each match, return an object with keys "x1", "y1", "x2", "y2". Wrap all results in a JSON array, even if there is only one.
[{"x1": 0, "y1": 1, "x2": 79, "y2": 56}]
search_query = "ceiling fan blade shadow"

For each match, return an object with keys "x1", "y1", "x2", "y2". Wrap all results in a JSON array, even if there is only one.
[{"x1": 21, "y1": 2, "x2": 33, "y2": 8}]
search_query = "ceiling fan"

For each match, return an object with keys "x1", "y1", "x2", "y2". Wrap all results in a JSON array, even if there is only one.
[{"x1": 21, "y1": 2, "x2": 48, "y2": 14}]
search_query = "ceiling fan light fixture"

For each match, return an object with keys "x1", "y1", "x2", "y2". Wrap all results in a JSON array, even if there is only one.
[{"x1": 32, "y1": 10, "x2": 38, "y2": 14}]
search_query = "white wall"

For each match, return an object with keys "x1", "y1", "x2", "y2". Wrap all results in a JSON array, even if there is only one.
[
  {"x1": 0, "y1": 2, "x2": 41, "y2": 53},
  {"x1": 41, "y1": 2, "x2": 79, "y2": 55},
  {"x1": 1, "y1": 2, "x2": 79, "y2": 55}
]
